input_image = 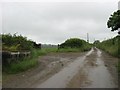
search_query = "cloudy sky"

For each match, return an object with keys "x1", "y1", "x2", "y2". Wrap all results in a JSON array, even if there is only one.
[{"x1": 1, "y1": 0, "x2": 120, "y2": 44}]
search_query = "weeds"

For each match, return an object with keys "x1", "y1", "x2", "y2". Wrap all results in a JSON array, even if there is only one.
[
  {"x1": 4, "y1": 58, "x2": 38, "y2": 74},
  {"x1": 3, "y1": 48, "x2": 57, "y2": 74}
]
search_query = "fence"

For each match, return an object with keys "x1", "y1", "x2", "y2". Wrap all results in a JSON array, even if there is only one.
[{"x1": 2, "y1": 51, "x2": 31, "y2": 65}]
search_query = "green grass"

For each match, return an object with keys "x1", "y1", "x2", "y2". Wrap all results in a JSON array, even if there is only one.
[
  {"x1": 96, "y1": 36, "x2": 119, "y2": 57},
  {"x1": 3, "y1": 48, "x2": 57, "y2": 74},
  {"x1": 58, "y1": 48, "x2": 81, "y2": 52},
  {"x1": 41, "y1": 48, "x2": 58, "y2": 53},
  {"x1": 4, "y1": 58, "x2": 38, "y2": 74},
  {"x1": 58, "y1": 47, "x2": 91, "y2": 52},
  {"x1": 58, "y1": 44, "x2": 92, "y2": 52}
]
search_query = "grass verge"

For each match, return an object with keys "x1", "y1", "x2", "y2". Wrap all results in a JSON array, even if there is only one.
[
  {"x1": 3, "y1": 58, "x2": 38, "y2": 74},
  {"x1": 3, "y1": 48, "x2": 57, "y2": 74}
]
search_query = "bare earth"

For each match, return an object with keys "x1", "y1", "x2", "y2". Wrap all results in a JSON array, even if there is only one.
[{"x1": 3, "y1": 48, "x2": 118, "y2": 88}]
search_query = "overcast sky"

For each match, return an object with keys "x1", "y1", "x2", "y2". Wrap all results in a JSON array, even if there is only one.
[{"x1": 1, "y1": 0, "x2": 120, "y2": 44}]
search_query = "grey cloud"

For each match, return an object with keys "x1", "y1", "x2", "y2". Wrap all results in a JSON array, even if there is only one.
[{"x1": 2, "y1": 2, "x2": 118, "y2": 44}]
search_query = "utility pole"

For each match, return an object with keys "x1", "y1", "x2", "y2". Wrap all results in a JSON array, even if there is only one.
[
  {"x1": 94, "y1": 38, "x2": 95, "y2": 42},
  {"x1": 118, "y1": 1, "x2": 120, "y2": 35},
  {"x1": 87, "y1": 33, "x2": 89, "y2": 43},
  {"x1": 118, "y1": 1, "x2": 120, "y2": 10}
]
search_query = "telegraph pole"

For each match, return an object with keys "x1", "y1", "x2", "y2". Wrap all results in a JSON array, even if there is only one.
[
  {"x1": 118, "y1": 1, "x2": 120, "y2": 35},
  {"x1": 94, "y1": 38, "x2": 95, "y2": 42},
  {"x1": 87, "y1": 33, "x2": 89, "y2": 43},
  {"x1": 118, "y1": 1, "x2": 120, "y2": 10}
]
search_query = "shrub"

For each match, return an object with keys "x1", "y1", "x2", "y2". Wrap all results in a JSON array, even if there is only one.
[
  {"x1": 96, "y1": 35, "x2": 119, "y2": 57},
  {"x1": 60, "y1": 38, "x2": 87, "y2": 48},
  {"x1": 59, "y1": 38, "x2": 92, "y2": 52},
  {"x1": 2, "y1": 33, "x2": 34, "y2": 51}
]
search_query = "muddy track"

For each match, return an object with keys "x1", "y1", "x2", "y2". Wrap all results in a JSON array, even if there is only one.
[
  {"x1": 3, "y1": 52, "x2": 86, "y2": 88},
  {"x1": 67, "y1": 48, "x2": 118, "y2": 88},
  {"x1": 3, "y1": 48, "x2": 118, "y2": 88}
]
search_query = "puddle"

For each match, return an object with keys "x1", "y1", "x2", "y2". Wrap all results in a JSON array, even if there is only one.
[
  {"x1": 36, "y1": 49, "x2": 93, "y2": 88},
  {"x1": 86, "y1": 48, "x2": 94, "y2": 56},
  {"x1": 84, "y1": 49, "x2": 118, "y2": 88}
]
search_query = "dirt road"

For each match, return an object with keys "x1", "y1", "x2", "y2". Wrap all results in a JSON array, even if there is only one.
[{"x1": 3, "y1": 47, "x2": 118, "y2": 88}]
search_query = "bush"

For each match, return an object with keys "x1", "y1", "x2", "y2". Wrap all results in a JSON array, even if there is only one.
[
  {"x1": 60, "y1": 38, "x2": 88, "y2": 48},
  {"x1": 59, "y1": 38, "x2": 92, "y2": 52},
  {"x1": 96, "y1": 35, "x2": 119, "y2": 57},
  {"x1": 2, "y1": 33, "x2": 34, "y2": 51}
]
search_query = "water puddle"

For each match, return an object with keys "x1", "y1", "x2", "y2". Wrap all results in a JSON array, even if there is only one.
[
  {"x1": 84, "y1": 49, "x2": 118, "y2": 88},
  {"x1": 36, "y1": 49, "x2": 93, "y2": 88}
]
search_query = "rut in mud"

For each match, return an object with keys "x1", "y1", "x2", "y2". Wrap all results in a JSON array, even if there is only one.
[
  {"x1": 3, "y1": 48, "x2": 118, "y2": 88},
  {"x1": 37, "y1": 48, "x2": 118, "y2": 88},
  {"x1": 67, "y1": 48, "x2": 118, "y2": 88}
]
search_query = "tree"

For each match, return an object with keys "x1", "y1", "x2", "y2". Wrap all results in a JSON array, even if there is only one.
[{"x1": 107, "y1": 10, "x2": 120, "y2": 34}]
